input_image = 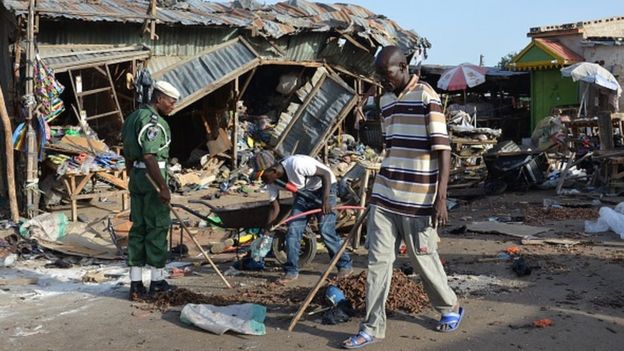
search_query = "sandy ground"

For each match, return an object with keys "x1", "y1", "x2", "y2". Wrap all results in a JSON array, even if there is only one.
[{"x1": 1, "y1": 190, "x2": 624, "y2": 351}]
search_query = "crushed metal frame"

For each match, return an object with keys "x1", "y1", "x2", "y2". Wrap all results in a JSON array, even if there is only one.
[{"x1": 273, "y1": 67, "x2": 358, "y2": 157}]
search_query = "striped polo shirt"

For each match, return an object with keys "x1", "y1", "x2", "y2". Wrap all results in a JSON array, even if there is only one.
[{"x1": 370, "y1": 75, "x2": 451, "y2": 217}]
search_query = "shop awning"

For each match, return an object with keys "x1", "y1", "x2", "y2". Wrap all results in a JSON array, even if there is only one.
[{"x1": 509, "y1": 38, "x2": 584, "y2": 71}]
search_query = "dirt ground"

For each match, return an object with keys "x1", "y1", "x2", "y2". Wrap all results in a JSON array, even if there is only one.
[{"x1": 1, "y1": 189, "x2": 624, "y2": 351}]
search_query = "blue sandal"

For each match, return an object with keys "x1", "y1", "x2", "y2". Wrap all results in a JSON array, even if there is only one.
[
  {"x1": 436, "y1": 307, "x2": 465, "y2": 332},
  {"x1": 342, "y1": 331, "x2": 377, "y2": 349}
]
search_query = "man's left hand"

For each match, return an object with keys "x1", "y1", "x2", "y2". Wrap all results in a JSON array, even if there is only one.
[{"x1": 432, "y1": 199, "x2": 448, "y2": 228}]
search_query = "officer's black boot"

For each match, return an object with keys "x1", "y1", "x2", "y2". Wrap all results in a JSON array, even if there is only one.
[
  {"x1": 129, "y1": 281, "x2": 147, "y2": 301},
  {"x1": 149, "y1": 280, "x2": 177, "y2": 296}
]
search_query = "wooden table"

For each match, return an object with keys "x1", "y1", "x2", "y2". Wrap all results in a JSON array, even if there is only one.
[{"x1": 61, "y1": 169, "x2": 128, "y2": 221}]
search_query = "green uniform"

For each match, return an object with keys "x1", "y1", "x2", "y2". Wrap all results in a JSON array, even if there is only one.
[{"x1": 122, "y1": 105, "x2": 171, "y2": 268}]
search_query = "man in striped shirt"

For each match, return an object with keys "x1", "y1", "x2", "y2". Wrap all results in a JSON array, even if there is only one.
[{"x1": 343, "y1": 46, "x2": 463, "y2": 349}]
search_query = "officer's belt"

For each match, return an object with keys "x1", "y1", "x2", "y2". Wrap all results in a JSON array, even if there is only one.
[{"x1": 133, "y1": 161, "x2": 166, "y2": 169}]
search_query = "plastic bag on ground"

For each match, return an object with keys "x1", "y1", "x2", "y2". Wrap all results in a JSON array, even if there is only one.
[
  {"x1": 180, "y1": 303, "x2": 266, "y2": 336},
  {"x1": 584, "y1": 205, "x2": 624, "y2": 239},
  {"x1": 19, "y1": 212, "x2": 68, "y2": 242}
]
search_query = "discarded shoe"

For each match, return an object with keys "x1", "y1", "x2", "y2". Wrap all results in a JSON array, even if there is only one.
[
  {"x1": 129, "y1": 281, "x2": 147, "y2": 301},
  {"x1": 44, "y1": 258, "x2": 73, "y2": 269},
  {"x1": 149, "y1": 280, "x2": 177, "y2": 296},
  {"x1": 323, "y1": 304, "x2": 350, "y2": 325},
  {"x1": 512, "y1": 256, "x2": 532, "y2": 276}
]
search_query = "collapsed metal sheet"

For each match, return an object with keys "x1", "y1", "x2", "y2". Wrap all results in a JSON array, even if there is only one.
[
  {"x1": 276, "y1": 69, "x2": 356, "y2": 156},
  {"x1": 152, "y1": 38, "x2": 260, "y2": 113}
]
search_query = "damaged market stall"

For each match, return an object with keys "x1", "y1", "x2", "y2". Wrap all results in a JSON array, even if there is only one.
[
  {"x1": 0, "y1": 0, "x2": 429, "y2": 218},
  {"x1": 420, "y1": 64, "x2": 530, "y2": 189}
]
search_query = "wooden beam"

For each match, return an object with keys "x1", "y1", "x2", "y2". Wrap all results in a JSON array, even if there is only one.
[{"x1": 0, "y1": 84, "x2": 18, "y2": 221}]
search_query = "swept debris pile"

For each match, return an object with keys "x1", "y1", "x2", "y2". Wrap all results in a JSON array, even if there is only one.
[
  {"x1": 151, "y1": 283, "x2": 313, "y2": 312},
  {"x1": 331, "y1": 270, "x2": 429, "y2": 314},
  {"x1": 149, "y1": 270, "x2": 429, "y2": 315}
]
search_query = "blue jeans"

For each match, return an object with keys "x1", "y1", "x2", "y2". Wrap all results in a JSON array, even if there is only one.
[{"x1": 284, "y1": 183, "x2": 352, "y2": 275}]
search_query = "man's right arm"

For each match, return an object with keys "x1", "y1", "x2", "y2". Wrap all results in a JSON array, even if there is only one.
[
  {"x1": 266, "y1": 198, "x2": 280, "y2": 227},
  {"x1": 124, "y1": 157, "x2": 133, "y2": 175},
  {"x1": 144, "y1": 154, "x2": 170, "y2": 204}
]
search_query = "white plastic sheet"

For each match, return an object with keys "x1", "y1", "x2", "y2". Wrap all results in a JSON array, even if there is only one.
[
  {"x1": 180, "y1": 303, "x2": 266, "y2": 336},
  {"x1": 584, "y1": 203, "x2": 624, "y2": 239}
]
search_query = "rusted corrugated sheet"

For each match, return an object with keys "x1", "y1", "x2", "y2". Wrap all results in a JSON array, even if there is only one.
[
  {"x1": 38, "y1": 44, "x2": 150, "y2": 72},
  {"x1": 151, "y1": 38, "x2": 260, "y2": 113},
  {"x1": 2, "y1": 0, "x2": 428, "y2": 52},
  {"x1": 275, "y1": 68, "x2": 356, "y2": 156},
  {"x1": 284, "y1": 32, "x2": 327, "y2": 62}
]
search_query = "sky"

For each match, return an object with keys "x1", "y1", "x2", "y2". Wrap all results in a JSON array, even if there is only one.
[{"x1": 263, "y1": 0, "x2": 624, "y2": 66}]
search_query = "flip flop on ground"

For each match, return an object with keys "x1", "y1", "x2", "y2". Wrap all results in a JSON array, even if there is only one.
[
  {"x1": 436, "y1": 307, "x2": 465, "y2": 332},
  {"x1": 342, "y1": 331, "x2": 377, "y2": 349}
]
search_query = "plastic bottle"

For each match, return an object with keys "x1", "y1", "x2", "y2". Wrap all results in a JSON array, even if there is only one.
[{"x1": 250, "y1": 235, "x2": 273, "y2": 261}]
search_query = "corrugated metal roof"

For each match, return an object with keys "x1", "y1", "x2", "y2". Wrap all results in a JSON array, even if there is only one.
[
  {"x1": 2, "y1": 0, "x2": 427, "y2": 52},
  {"x1": 38, "y1": 44, "x2": 150, "y2": 72},
  {"x1": 152, "y1": 38, "x2": 260, "y2": 113}
]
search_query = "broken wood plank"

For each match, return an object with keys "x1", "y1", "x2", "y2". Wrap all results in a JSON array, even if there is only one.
[
  {"x1": 95, "y1": 172, "x2": 128, "y2": 190},
  {"x1": 466, "y1": 221, "x2": 550, "y2": 238},
  {"x1": 590, "y1": 240, "x2": 624, "y2": 248},
  {"x1": 521, "y1": 238, "x2": 581, "y2": 246}
]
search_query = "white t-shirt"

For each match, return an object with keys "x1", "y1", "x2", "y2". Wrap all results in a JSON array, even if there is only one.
[{"x1": 268, "y1": 155, "x2": 337, "y2": 201}]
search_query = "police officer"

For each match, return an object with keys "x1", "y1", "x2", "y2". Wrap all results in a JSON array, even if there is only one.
[{"x1": 122, "y1": 80, "x2": 180, "y2": 300}]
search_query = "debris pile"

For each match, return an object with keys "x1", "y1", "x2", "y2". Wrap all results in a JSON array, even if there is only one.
[
  {"x1": 150, "y1": 270, "x2": 429, "y2": 315},
  {"x1": 447, "y1": 108, "x2": 501, "y2": 188},
  {"x1": 151, "y1": 283, "x2": 312, "y2": 312},
  {"x1": 331, "y1": 270, "x2": 429, "y2": 314},
  {"x1": 525, "y1": 207, "x2": 599, "y2": 224}
]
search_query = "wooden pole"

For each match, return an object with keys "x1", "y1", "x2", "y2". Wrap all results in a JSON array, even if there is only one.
[
  {"x1": 288, "y1": 206, "x2": 370, "y2": 332},
  {"x1": 0, "y1": 86, "x2": 19, "y2": 222},
  {"x1": 149, "y1": 0, "x2": 157, "y2": 41},
  {"x1": 232, "y1": 78, "x2": 239, "y2": 168},
  {"x1": 352, "y1": 166, "x2": 371, "y2": 248},
  {"x1": 24, "y1": 0, "x2": 38, "y2": 218},
  {"x1": 146, "y1": 175, "x2": 232, "y2": 289}
]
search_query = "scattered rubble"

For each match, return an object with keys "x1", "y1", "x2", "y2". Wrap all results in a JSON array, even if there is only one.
[
  {"x1": 525, "y1": 207, "x2": 599, "y2": 225},
  {"x1": 149, "y1": 270, "x2": 430, "y2": 316}
]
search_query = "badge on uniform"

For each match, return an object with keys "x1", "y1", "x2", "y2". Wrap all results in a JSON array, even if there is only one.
[{"x1": 146, "y1": 125, "x2": 160, "y2": 141}]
